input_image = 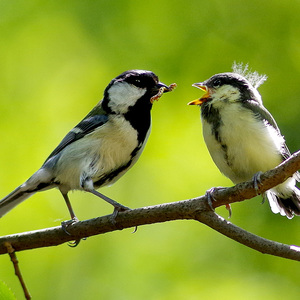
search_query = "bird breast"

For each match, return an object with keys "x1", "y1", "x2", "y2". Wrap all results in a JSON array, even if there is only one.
[
  {"x1": 202, "y1": 102, "x2": 284, "y2": 183},
  {"x1": 54, "y1": 115, "x2": 140, "y2": 190}
]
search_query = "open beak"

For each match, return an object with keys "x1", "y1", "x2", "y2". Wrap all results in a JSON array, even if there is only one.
[
  {"x1": 188, "y1": 83, "x2": 210, "y2": 106},
  {"x1": 150, "y1": 82, "x2": 177, "y2": 103}
]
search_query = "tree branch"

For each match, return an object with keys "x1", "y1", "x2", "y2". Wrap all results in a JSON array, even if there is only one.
[
  {"x1": 1, "y1": 150, "x2": 300, "y2": 260},
  {"x1": 197, "y1": 211, "x2": 300, "y2": 260}
]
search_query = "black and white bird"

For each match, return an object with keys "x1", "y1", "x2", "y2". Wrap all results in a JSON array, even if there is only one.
[
  {"x1": 0, "y1": 70, "x2": 175, "y2": 225},
  {"x1": 188, "y1": 64, "x2": 300, "y2": 218}
]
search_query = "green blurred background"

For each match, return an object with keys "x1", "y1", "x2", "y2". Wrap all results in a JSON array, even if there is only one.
[{"x1": 1, "y1": 0, "x2": 300, "y2": 299}]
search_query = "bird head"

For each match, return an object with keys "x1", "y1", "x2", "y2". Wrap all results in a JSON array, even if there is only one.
[
  {"x1": 103, "y1": 70, "x2": 176, "y2": 114},
  {"x1": 188, "y1": 72, "x2": 264, "y2": 107}
]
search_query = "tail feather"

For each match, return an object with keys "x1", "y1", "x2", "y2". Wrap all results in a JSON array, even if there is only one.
[
  {"x1": 265, "y1": 187, "x2": 300, "y2": 219},
  {"x1": 0, "y1": 186, "x2": 36, "y2": 217},
  {"x1": 0, "y1": 168, "x2": 55, "y2": 217}
]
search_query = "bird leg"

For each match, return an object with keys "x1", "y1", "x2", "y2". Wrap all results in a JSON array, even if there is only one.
[
  {"x1": 89, "y1": 190, "x2": 130, "y2": 213},
  {"x1": 61, "y1": 193, "x2": 79, "y2": 222},
  {"x1": 60, "y1": 192, "x2": 79, "y2": 234},
  {"x1": 59, "y1": 192, "x2": 83, "y2": 247},
  {"x1": 89, "y1": 190, "x2": 132, "y2": 230}
]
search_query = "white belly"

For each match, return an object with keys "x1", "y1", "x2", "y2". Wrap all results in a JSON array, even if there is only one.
[
  {"x1": 55, "y1": 115, "x2": 141, "y2": 190},
  {"x1": 202, "y1": 103, "x2": 284, "y2": 183}
]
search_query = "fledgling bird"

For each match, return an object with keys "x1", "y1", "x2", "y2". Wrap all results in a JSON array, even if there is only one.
[
  {"x1": 188, "y1": 64, "x2": 300, "y2": 218},
  {"x1": 0, "y1": 70, "x2": 176, "y2": 225}
]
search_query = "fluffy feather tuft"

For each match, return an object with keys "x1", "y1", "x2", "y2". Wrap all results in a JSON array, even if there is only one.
[{"x1": 232, "y1": 62, "x2": 267, "y2": 88}]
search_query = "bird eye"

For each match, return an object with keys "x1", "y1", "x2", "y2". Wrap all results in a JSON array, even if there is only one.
[
  {"x1": 212, "y1": 79, "x2": 221, "y2": 87},
  {"x1": 135, "y1": 79, "x2": 141, "y2": 83}
]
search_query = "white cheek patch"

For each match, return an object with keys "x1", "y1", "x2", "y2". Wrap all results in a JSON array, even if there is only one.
[
  {"x1": 212, "y1": 85, "x2": 241, "y2": 104},
  {"x1": 108, "y1": 82, "x2": 147, "y2": 114},
  {"x1": 212, "y1": 84, "x2": 263, "y2": 106}
]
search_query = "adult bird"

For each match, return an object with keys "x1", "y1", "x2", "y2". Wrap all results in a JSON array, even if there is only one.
[
  {"x1": 188, "y1": 64, "x2": 300, "y2": 218},
  {"x1": 0, "y1": 70, "x2": 176, "y2": 226}
]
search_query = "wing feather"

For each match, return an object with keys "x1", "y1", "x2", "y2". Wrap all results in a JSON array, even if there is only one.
[
  {"x1": 243, "y1": 100, "x2": 291, "y2": 160},
  {"x1": 43, "y1": 104, "x2": 108, "y2": 163}
]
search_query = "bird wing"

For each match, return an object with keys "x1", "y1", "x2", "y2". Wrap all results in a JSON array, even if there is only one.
[
  {"x1": 242, "y1": 100, "x2": 291, "y2": 160},
  {"x1": 43, "y1": 104, "x2": 109, "y2": 164}
]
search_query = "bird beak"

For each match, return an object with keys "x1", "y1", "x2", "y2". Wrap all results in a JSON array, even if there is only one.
[
  {"x1": 158, "y1": 82, "x2": 171, "y2": 92},
  {"x1": 150, "y1": 82, "x2": 177, "y2": 103},
  {"x1": 188, "y1": 83, "x2": 210, "y2": 106}
]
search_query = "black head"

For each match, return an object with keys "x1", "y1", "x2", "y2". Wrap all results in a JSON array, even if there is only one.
[
  {"x1": 102, "y1": 70, "x2": 172, "y2": 114},
  {"x1": 114, "y1": 70, "x2": 160, "y2": 91},
  {"x1": 100, "y1": 70, "x2": 175, "y2": 144}
]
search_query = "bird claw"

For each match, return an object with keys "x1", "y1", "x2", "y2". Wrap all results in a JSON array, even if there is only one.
[
  {"x1": 110, "y1": 205, "x2": 131, "y2": 229},
  {"x1": 110, "y1": 205, "x2": 138, "y2": 233},
  {"x1": 205, "y1": 187, "x2": 219, "y2": 211},
  {"x1": 68, "y1": 239, "x2": 81, "y2": 247},
  {"x1": 261, "y1": 193, "x2": 266, "y2": 205},
  {"x1": 205, "y1": 187, "x2": 232, "y2": 218},
  {"x1": 112, "y1": 206, "x2": 138, "y2": 233},
  {"x1": 61, "y1": 217, "x2": 79, "y2": 235},
  {"x1": 111, "y1": 204, "x2": 131, "y2": 219},
  {"x1": 253, "y1": 171, "x2": 263, "y2": 195},
  {"x1": 131, "y1": 226, "x2": 138, "y2": 234},
  {"x1": 225, "y1": 204, "x2": 232, "y2": 218},
  {"x1": 61, "y1": 217, "x2": 85, "y2": 247},
  {"x1": 68, "y1": 237, "x2": 87, "y2": 247}
]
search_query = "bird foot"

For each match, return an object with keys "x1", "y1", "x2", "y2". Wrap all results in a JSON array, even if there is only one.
[
  {"x1": 111, "y1": 204, "x2": 138, "y2": 233},
  {"x1": 61, "y1": 217, "x2": 83, "y2": 247},
  {"x1": 111, "y1": 203, "x2": 131, "y2": 218},
  {"x1": 205, "y1": 187, "x2": 232, "y2": 218},
  {"x1": 252, "y1": 171, "x2": 263, "y2": 195},
  {"x1": 61, "y1": 217, "x2": 79, "y2": 235},
  {"x1": 205, "y1": 187, "x2": 218, "y2": 211},
  {"x1": 205, "y1": 187, "x2": 226, "y2": 210},
  {"x1": 88, "y1": 190, "x2": 136, "y2": 231},
  {"x1": 110, "y1": 205, "x2": 132, "y2": 230}
]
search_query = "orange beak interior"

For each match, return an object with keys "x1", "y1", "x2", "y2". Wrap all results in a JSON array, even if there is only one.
[{"x1": 188, "y1": 83, "x2": 210, "y2": 106}]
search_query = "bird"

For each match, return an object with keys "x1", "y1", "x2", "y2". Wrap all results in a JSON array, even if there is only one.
[
  {"x1": 0, "y1": 69, "x2": 176, "y2": 227},
  {"x1": 188, "y1": 64, "x2": 300, "y2": 219}
]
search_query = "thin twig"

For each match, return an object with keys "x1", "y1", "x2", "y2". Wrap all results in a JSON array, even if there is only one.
[{"x1": 5, "y1": 242, "x2": 31, "y2": 300}]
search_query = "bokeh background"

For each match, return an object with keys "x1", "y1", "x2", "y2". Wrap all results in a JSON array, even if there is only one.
[{"x1": 1, "y1": 0, "x2": 300, "y2": 299}]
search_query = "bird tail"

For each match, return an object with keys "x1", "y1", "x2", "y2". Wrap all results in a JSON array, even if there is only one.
[
  {"x1": 0, "y1": 167, "x2": 55, "y2": 218},
  {"x1": 264, "y1": 179, "x2": 300, "y2": 219},
  {"x1": 0, "y1": 185, "x2": 36, "y2": 218}
]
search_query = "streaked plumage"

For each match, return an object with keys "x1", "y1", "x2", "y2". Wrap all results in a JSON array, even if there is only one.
[
  {"x1": 189, "y1": 66, "x2": 300, "y2": 218},
  {"x1": 0, "y1": 70, "x2": 175, "y2": 223}
]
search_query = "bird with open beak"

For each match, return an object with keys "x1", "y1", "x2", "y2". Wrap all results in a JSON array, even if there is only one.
[{"x1": 188, "y1": 65, "x2": 300, "y2": 219}]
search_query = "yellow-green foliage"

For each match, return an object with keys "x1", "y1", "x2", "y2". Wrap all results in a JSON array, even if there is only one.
[{"x1": 0, "y1": 1, "x2": 300, "y2": 299}]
